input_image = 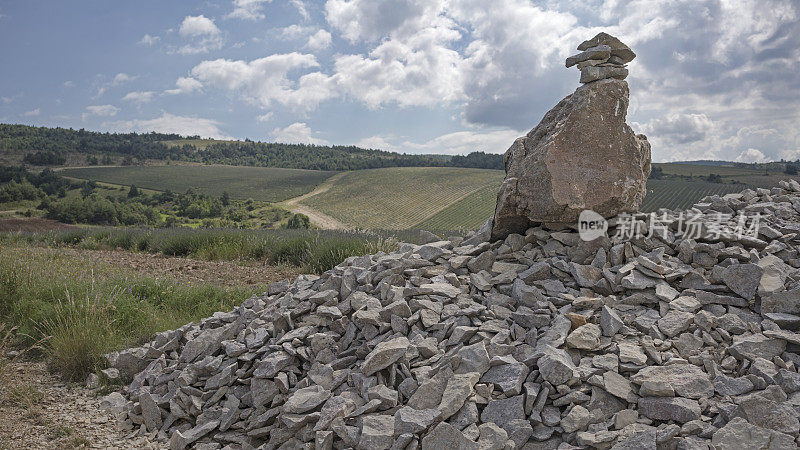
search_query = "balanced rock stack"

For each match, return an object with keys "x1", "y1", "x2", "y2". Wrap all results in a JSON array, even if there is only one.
[
  {"x1": 103, "y1": 179, "x2": 800, "y2": 449},
  {"x1": 565, "y1": 33, "x2": 635, "y2": 84},
  {"x1": 492, "y1": 32, "x2": 649, "y2": 241}
]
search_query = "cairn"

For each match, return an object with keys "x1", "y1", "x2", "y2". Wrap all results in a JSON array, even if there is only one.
[
  {"x1": 491, "y1": 33, "x2": 649, "y2": 240},
  {"x1": 565, "y1": 32, "x2": 636, "y2": 83}
]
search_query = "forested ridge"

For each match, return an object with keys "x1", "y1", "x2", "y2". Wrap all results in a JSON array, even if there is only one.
[{"x1": 0, "y1": 123, "x2": 504, "y2": 171}]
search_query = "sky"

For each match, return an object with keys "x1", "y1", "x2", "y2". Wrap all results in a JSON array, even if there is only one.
[{"x1": 0, "y1": 0, "x2": 798, "y2": 163}]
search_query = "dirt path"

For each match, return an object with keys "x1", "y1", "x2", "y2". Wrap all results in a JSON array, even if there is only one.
[
  {"x1": 280, "y1": 172, "x2": 351, "y2": 230},
  {"x1": 0, "y1": 356, "x2": 160, "y2": 449}
]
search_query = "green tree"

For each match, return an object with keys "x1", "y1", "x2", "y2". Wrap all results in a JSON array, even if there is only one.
[
  {"x1": 128, "y1": 184, "x2": 140, "y2": 197},
  {"x1": 286, "y1": 213, "x2": 310, "y2": 229}
]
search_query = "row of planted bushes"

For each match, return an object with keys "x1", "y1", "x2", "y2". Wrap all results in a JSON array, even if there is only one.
[{"x1": 1, "y1": 227, "x2": 404, "y2": 274}]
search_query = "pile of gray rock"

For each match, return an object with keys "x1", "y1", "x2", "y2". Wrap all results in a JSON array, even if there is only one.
[
  {"x1": 103, "y1": 179, "x2": 800, "y2": 450},
  {"x1": 565, "y1": 33, "x2": 635, "y2": 84}
]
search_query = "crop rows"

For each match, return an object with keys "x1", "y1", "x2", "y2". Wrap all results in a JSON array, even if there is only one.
[
  {"x1": 641, "y1": 179, "x2": 756, "y2": 212},
  {"x1": 413, "y1": 184, "x2": 499, "y2": 231},
  {"x1": 300, "y1": 167, "x2": 504, "y2": 230},
  {"x1": 60, "y1": 165, "x2": 336, "y2": 202}
]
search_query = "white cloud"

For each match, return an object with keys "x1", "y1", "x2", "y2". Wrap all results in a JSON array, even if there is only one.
[
  {"x1": 112, "y1": 73, "x2": 136, "y2": 84},
  {"x1": 355, "y1": 128, "x2": 522, "y2": 155},
  {"x1": 122, "y1": 91, "x2": 156, "y2": 104},
  {"x1": 227, "y1": 0, "x2": 272, "y2": 20},
  {"x1": 403, "y1": 128, "x2": 521, "y2": 155},
  {"x1": 291, "y1": 0, "x2": 310, "y2": 20},
  {"x1": 179, "y1": 15, "x2": 220, "y2": 37},
  {"x1": 96, "y1": 73, "x2": 137, "y2": 97},
  {"x1": 164, "y1": 77, "x2": 203, "y2": 95},
  {"x1": 354, "y1": 135, "x2": 400, "y2": 152},
  {"x1": 271, "y1": 122, "x2": 328, "y2": 144},
  {"x1": 306, "y1": 29, "x2": 332, "y2": 50},
  {"x1": 63, "y1": 81, "x2": 74, "y2": 88},
  {"x1": 82, "y1": 104, "x2": 120, "y2": 121},
  {"x1": 178, "y1": 15, "x2": 223, "y2": 54},
  {"x1": 189, "y1": 53, "x2": 336, "y2": 111},
  {"x1": 735, "y1": 148, "x2": 770, "y2": 163},
  {"x1": 256, "y1": 112, "x2": 274, "y2": 122},
  {"x1": 278, "y1": 24, "x2": 315, "y2": 40},
  {"x1": 106, "y1": 113, "x2": 231, "y2": 139},
  {"x1": 139, "y1": 34, "x2": 160, "y2": 46},
  {"x1": 23, "y1": 108, "x2": 40, "y2": 117}
]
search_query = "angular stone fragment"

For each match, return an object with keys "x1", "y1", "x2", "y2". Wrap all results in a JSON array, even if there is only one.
[
  {"x1": 721, "y1": 263, "x2": 763, "y2": 301},
  {"x1": 729, "y1": 333, "x2": 786, "y2": 361},
  {"x1": 657, "y1": 310, "x2": 694, "y2": 337},
  {"x1": 762, "y1": 288, "x2": 800, "y2": 314},
  {"x1": 361, "y1": 337, "x2": 410, "y2": 375},
  {"x1": 565, "y1": 44, "x2": 611, "y2": 68},
  {"x1": 561, "y1": 405, "x2": 591, "y2": 433},
  {"x1": 438, "y1": 372, "x2": 481, "y2": 420},
  {"x1": 731, "y1": 396, "x2": 800, "y2": 435},
  {"x1": 537, "y1": 346, "x2": 576, "y2": 385},
  {"x1": 712, "y1": 417, "x2": 796, "y2": 450},
  {"x1": 480, "y1": 362, "x2": 529, "y2": 396},
  {"x1": 631, "y1": 364, "x2": 713, "y2": 399},
  {"x1": 477, "y1": 423, "x2": 508, "y2": 450},
  {"x1": 637, "y1": 397, "x2": 700, "y2": 423},
  {"x1": 284, "y1": 385, "x2": 331, "y2": 414},
  {"x1": 394, "y1": 407, "x2": 439, "y2": 436},
  {"x1": 577, "y1": 32, "x2": 636, "y2": 63},
  {"x1": 421, "y1": 422, "x2": 478, "y2": 450},
  {"x1": 601, "y1": 306, "x2": 623, "y2": 336},
  {"x1": 359, "y1": 415, "x2": 396, "y2": 450},
  {"x1": 580, "y1": 65, "x2": 628, "y2": 83},
  {"x1": 491, "y1": 78, "x2": 650, "y2": 239},
  {"x1": 480, "y1": 395, "x2": 525, "y2": 431},
  {"x1": 566, "y1": 323, "x2": 602, "y2": 350}
]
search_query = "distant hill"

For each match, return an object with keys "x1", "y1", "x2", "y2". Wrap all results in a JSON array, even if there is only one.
[{"x1": 0, "y1": 123, "x2": 503, "y2": 171}]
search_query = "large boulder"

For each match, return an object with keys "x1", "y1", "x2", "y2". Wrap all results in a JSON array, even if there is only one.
[{"x1": 491, "y1": 78, "x2": 650, "y2": 240}]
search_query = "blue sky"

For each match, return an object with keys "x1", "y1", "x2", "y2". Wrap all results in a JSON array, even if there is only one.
[{"x1": 1, "y1": 0, "x2": 798, "y2": 162}]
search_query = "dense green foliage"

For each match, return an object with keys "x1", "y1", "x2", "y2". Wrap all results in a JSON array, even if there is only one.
[
  {"x1": 449, "y1": 151, "x2": 504, "y2": 170},
  {"x1": 2, "y1": 124, "x2": 503, "y2": 171},
  {"x1": 22, "y1": 151, "x2": 66, "y2": 166}
]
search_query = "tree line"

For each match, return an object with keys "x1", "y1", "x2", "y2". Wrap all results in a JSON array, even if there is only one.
[{"x1": 1, "y1": 124, "x2": 505, "y2": 171}]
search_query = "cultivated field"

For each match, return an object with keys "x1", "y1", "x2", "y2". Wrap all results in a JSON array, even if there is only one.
[
  {"x1": 60, "y1": 165, "x2": 336, "y2": 202},
  {"x1": 299, "y1": 167, "x2": 505, "y2": 229},
  {"x1": 640, "y1": 179, "x2": 757, "y2": 212},
  {"x1": 59, "y1": 162, "x2": 796, "y2": 230},
  {"x1": 414, "y1": 184, "x2": 499, "y2": 231}
]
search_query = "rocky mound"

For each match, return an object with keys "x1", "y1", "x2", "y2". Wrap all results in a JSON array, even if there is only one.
[
  {"x1": 492, "y1": 33, "x2": 650, "y2": 241},
  {"x1": 104, "y1": 180, "x2": 800, "y2": 450}
]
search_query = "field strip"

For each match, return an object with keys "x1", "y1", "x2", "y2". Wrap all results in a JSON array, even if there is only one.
[
  {"x1": 280, "y1": 172, "x2": 351, "y2": 230},
  {"x1": 409, "y1": 182, "x2": 499, "y2": 228}
]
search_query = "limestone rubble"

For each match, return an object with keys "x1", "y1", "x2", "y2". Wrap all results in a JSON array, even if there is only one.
[{"x1": 105, "y1": 179, "x2": 800, "y2": 449}]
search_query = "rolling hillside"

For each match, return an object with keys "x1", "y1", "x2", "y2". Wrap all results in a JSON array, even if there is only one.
[
  {"x1": 59, "y1": 165, "x2": 336, "y2": 203},
  {"x1": 58, "y1": 163, "x2": 797, "y2": 231},
  {"x1": 299, "y1": 167, "x2": 505, "y2": 230}
]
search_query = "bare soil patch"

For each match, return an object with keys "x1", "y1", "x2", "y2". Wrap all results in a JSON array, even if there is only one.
[
  {"x1": 59, "y1": 247, "x2": 299, "y2": 288},
  {"x1": 0, "y1": 218, "x2": 74, "y2": 233}
]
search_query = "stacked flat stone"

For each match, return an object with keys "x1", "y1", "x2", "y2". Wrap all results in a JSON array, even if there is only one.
[
  {"x1": 101, "y1": 180, "x2": 800, "y2": 449},
  {"x1": 566, "y1": 32, "x2": 635, "y2": 83}
]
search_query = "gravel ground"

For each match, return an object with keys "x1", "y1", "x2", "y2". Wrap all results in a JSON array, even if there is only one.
[{"x1": 0, "y1": 356, "x2": 161, "y2": 449}]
